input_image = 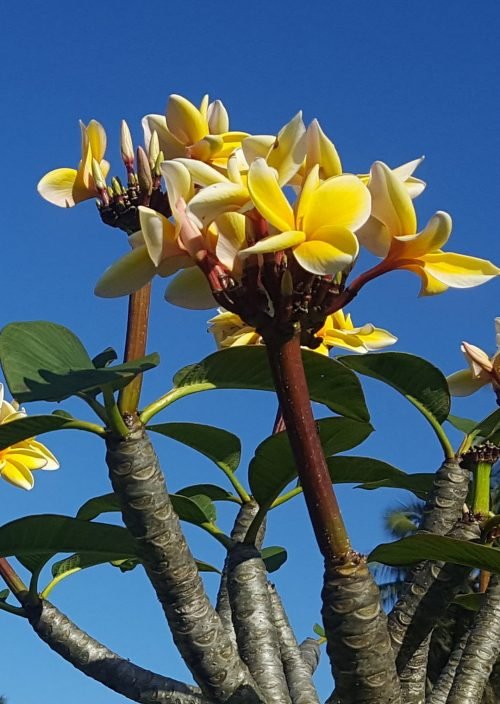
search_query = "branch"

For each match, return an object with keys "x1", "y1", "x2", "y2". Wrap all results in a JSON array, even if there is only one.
[
  {"x1": 426, "y1": 623, "x2": 471, "y2": 704},
  {"x1": 227, "y1": 542, "x2": 291, "y2": 703},
  {"x1": 24, "y1": 598, "x2": 209, "y2": 703},
  {"x1": 105, "y1": 422, "x2": 264, "y2": 703},
  {"x1": 388, "y1": 519, "x2": 480, "y2": 704},
  {"x1": 419, "y1": 459, "x2": 470, "y2": 536},
  {"x1": 446, "y1": 575, "x2": 500, "y2": 704},
  {"x1": 322, "y1": 557, "x2": 401, "y2": 704},
  {"x1": 298, "y1": 638, "x2": 321, "y2": 677},
  {"x1": 268, "y1": 584, "x2": 321, "y2": 704}
]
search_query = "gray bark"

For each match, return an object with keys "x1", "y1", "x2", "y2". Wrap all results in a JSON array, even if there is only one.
[
  {"x1": 298, "y1": 638, "x2": 321, "y2": 677},
  {"x1": 418, "y1": 459, "x2": 470, "y2": 536},
  {"x1": 105, "y1": 424, "x2": 263, "y2": 704},
  {"x1": 447, "y1": 576, "x2": 500, "y2": 704},
  {"x1": 321, "y1": 557, "x2": 401, "y2": 704},
  {"x1": 227, "y1": 542, "x2": 291, "y2": 704},
  {"x1": 25, "y1": 598, "x2": 209, "y2": 703},
  {"x1": 426, "y1": 625, "x2": 470, "y2": 704},
  {"x1": 268, "y1": 584, "x2": 321, "y2": 704}
]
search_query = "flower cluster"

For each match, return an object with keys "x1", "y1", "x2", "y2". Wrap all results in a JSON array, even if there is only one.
[
  {"x1": 448, "y1": 318, "x2": 500, "y2": 401},
  {"x1": 0, "y1": 385, "x2": 59, "y2": 490},
  {"x1": 38, "y1": 93, "x2": 499, "y2": 350}
]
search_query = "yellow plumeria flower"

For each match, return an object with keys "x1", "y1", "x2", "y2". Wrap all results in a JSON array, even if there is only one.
[
  {"x1": 38, "y1": 120, "x2": 109, "y2": 207},
  {"x1": 447, "y1": 319, "x2": 500, "y2": 396},
  {"x1": 142, "y1": 94, "x2": 247, "y2": 167},
  {"x1": 356, "y1": 161, "x2": 500, "y2": 295},
  {"x1": 208, "y1": 308, "x2": 397, "y2": 355},
  {"x1": 0, "y1": 385, "x2": 59, "y2": 490},
  {"x1": 239, "y1": 159, "x2": 370, "y2": 276}
]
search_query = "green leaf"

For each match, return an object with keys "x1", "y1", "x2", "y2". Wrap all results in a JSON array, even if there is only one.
[
  {"x1": 313, "y1": 623, "x2": 325, "y2": 638},
  {"x1": 0, "y1": 415, "x2": 81, "y2": 451},
  {"x1": 92, "y1": 347, "x2": 118, "y2": 369},
  {"x1": 340, "y1": 352, "x2": 450, "y2": 424},
  {"x1": 356, "y1": 473, "x2": 434, "y2": 499},
  {"x1": 249, "y1": 418, "x2": 373, "y2": 507},
  {"x1": 262, "y1": 546, "x2": 287, "y2": 573},
  {"x1": 170, "y1": 494, "x2": 217, "y2": 524},
  {"x1": 472, "y1": 409, "x2": 500, "y2": 443},
  {"x1": 177, "y1": 484, "x2": 238, "y2": 502},
  {"x1": 173, "y1": 347, "x2": 369, "y2": 422},
  {"x1": 369, "y1": 534, "x2": 500, "y2": 573},
  {"x1": 76, "y1": 491, "x2": 217, "y2": 527},
  {"x1": 51, "y1": 552, "x2": 128, "y2": 579},
  {"x1": 76, "y1": 494, "x2": 120, "y2": 521},
  {"x1": 0, "y1": 515, "x2": 139, "y2": 562},
  {"x1": 147, "y1": 422, "x2": 241, "y2": 473},
  {"x1": 453, "y1": 593, "x2": 485, "y2": 611},
  {"x1": 0, "y1": 321, "x2": 159, "y2": 402},
  {"x1": 17, "y1": 552, "x2": 54, "y2": 574},
  {"x1": 0, "y1": 589, "x2": 9, "y2": 602},
  {"x1": 109, "y1": 556, "x2": 220, "y2": 574},
  {"x1": 447, "y1": 414, "x2": 478, "y2": 435}
]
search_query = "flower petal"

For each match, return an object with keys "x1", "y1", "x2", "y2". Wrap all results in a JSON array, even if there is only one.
[
  {"x1": 391, "y1": 211, "x2": 452, "y2": 258},
  {"x1": 86, "y1": 120, "x2": 107, "y2": 161},
  {"x1": 267, "y1": 112, "x2": 307, "y2": 186},
  {"x1": 241, "y1": 135, "x2": 276, "y2": 166},
  {"x1": 247, "y1": 158, "x2": 295, "y2": 232},
  {"x1": 142, "y1": 114, "x2": 185, "y2": 160},
  {"x1": 161, "y1": 160, "x2": 194, "y2": 220},
  {"x1": 419, "y1": 252, "x2": 500, "y2": 289},
  {"x1": 25, "y1": 440, "x2": 59, "y2": 470},
  {"x1": 369, "y1": 161, "x2": 417, "y2": 236},
  {"x1": 188, "y1": 182, "x2": 249, "y2": 227},
  {"x1": 305, "y1": 119, "x2": 342, "y2": 179},
  {"x1": 165, "y1": 267, "x2": 215, "y2": 309},
  {"x1": 0, "y1": 458, "x2": 34, "y2": 490},
  {"x1": 355, "y1": 216, "x2": 392, "y2": 257},
  {"x1": 293, "y1": 237, "x2": 355, "y2": 276},
  {"x1": 166, "y1": 94, "x2": 208, "y2": 145},
  {"x1": 240, "y1": 231, "x2": 306, "y2": 257},
  {"x1": 139, "y1": 207, "x2": 172, "y2": 266},
  {"x1": 397, "y1": 262, "x2": 450, "y2": 296},
  {"x1": 215, "y1": 212, "x2": 248, "y2": 272},
  {"x1": 302, "y1": 174, "x2": 371, "y2": 234},
  {"x1": 37, "y1": 168, "x2": 79, "y2": 208},
  {"x1": 172, "y1": 158, "x2": 230, "y2": 186},
  {"x1": 392, "y1": 157, "x2": 426, "y2": 198},
  {"x1": 5, "y1": 447, "x2": 47, "y2": 470},
  {"x1": 95, "y1": 246, "x2": 157, "y2": 297},
  {"x1": 447, "y1": 369, "x2": 491, "y2": 396}
]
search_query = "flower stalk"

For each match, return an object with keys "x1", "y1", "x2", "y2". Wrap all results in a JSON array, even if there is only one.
[{"x1": 118, "y1": 283, "x2": 152, "y2": 414}]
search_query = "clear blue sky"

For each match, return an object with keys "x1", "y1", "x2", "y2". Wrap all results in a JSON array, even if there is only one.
[{"x1": 1, "y1": 1, "x2": 500, "y2": 702}]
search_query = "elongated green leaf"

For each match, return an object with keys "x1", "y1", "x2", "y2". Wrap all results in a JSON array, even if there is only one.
[
  {"x1": 356, "y1": 473, "x2": 434, "y2": 499},
  {"x1": 447, "y1": 414, "x2": 477, "y2": 435},
  {"x1": 92, "y1": 347, "x2": 118, "y2": 368},
  {"x1": 177, "y1": 484, "x2": 238, "y2": 502},
  {"x1": 0, "y1": 515, "x2": 138, "y2": 560},
  {"x1": 326, "y1": 456, "x2": 407, "y2": 486},
  {"x1": 147, "y1": 422, "x2": 241, "y2": 473},
  {"x1": 340, "y1": 352, "x2": 450, "y2": 424},
  {"x1": 473, "y1": 409, "x2": 500, "y2": 442},
  {"x1": 249, "y1": 418, "x2": 372, "y2": 507},
  {"x1": 0, "y1": 321, "x2": 158, "y2": 402},
  {"x1": 0, "y1": 415, "x2": 83, "y2": 451},
  {"x1": 369, "y1": 534, "x2": 500, "y2": 573},
  {"x1": 313, "y1": 623, "x2": 325, "y2": 638},
  {"x1": 76, "y1": 491, "x2": 217, "y2": 527},
  {"x1": 170, "y1": 494, "x2": 216, "y2": 524},
  {"x1": 0, "y1": 589, "x2": 9, "y2": 601},
  {"x1": 173, "y1": 347, "x2": 369, "y2": 421},
  {"x1": 262, "y1": 546, "x2": 287, "y2": 573},
  {"x1": 453, "y1": 593, "x2": 485, "y2": 611}
]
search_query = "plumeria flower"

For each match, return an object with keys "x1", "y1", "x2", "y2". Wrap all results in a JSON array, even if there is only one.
[
  {"x1": 208, "y1": 308, "x2": 397, "y2": 355},
  {"x1": 142, "y1": 94, "x2": 247, "y2": 168},
  {"x1": 447, "y1": 318, "x2": 500, "y2": 397},
  {"x1": 38, "y1": 120, "x2": 109, "y2": 207},
  {"x1": 238, "y1": 159, "x2": 370, "y2": 276},
  {"x1": 0, "y1": 385, "x2": 59, "y2": 490},
  {"x1": 356, "y1": 161, "x2": 500, "y2": 295}
]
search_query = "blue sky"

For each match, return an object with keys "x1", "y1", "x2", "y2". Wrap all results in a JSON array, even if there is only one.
[{"x1": 1, "y1": 1, "x2": 500, "y2": 702}]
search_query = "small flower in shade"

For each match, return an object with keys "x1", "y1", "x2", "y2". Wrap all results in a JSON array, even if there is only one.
[
  {"x1": 142, "y1": 94, "x2": 247, "y2": 168},
  {"x1": 0, "y1": 385, "x2": 59, "y2": 490},
  {"x1": 356, "y1": 161, "x2": 500, "y2": 295},
  {"x1": 37, "y1": 120, "x2": 109, "y2": 207},
  {"x1": 447, "y1": 319, "x2": 500, "y2": 397},
  {"x1": 208, "y1": 308, "x2": 397, "y2": 355}
]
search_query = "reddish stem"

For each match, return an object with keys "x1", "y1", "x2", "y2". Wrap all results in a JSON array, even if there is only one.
[
  {"x1": 118, "y1": 283, "x2": 152, "y2": 414},
  {"x1": 324, "y1": 259, "x2": 394, "y2": 315},
  {"x1": 265, "y1": 333, "x2": 350, "y2": 562},
  {"x1": 0, "y1": 557, "x2": 27, "y2": 596}
]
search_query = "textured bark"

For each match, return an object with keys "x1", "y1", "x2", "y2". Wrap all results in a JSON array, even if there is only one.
[
  {"x1": 106, "y1": 425, "x2": 263, "y2": 704},
  {"x1": 419, "y1": 459, "x2": 470, "y2": 536},
  {"x1": 388, "y1": 520, "x2": 479, "y2": 704},
  {"x1": 321, "y1": 557, "x2": 401, "y2": 704},
  {"x1": 426, "y1": 625, "x2": 470, "y2": 704},
  {"x1": 268, "y1": 584, "x2": 321, "y2": 704},
  {"x1": 228, "y1": 542, "x2": 291, "y2": 704},
  {"x1": 25, "y1": 599, "x2": 209, "y2": 704},
  {"x1": 216, "y1": 501, "x2": 264, "y2": 648},
  {"x1": 447, "y1": 576, "x2": 500, "y2": 704},
  {"x1": 298, "y1": 638, "x2": 321, "y2": 677}
]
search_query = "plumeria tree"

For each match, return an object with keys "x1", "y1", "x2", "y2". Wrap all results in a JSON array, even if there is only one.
[{"x1": 1, "y1": 93, "x2": 500, "y2": 704}]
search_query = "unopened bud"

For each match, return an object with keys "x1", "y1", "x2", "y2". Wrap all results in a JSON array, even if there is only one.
[
  {"x1": 91, "y1": 159, "x2": 106, "y2": 190},
  {"x1": 137, "y1": 146, "x2": 153, "y2": 195},
  {"x1": 153, "y1": 150, "x2": 164, "y2": 178},
  {"x1": 281, "y1": 269, "x2": 293, "y2": 297},
  {"x1": 207, "y1": 99, "x2": 229, "y2": 134},
  {"x1": 120, "y1": 120, "x2": 134, "y2": 165},
  {"x1": 111, "y1": 177, "x2": 124, "y2": 196},
  {"x1": 148, "y1": 130, "x2": 160, "y2": 169}
]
